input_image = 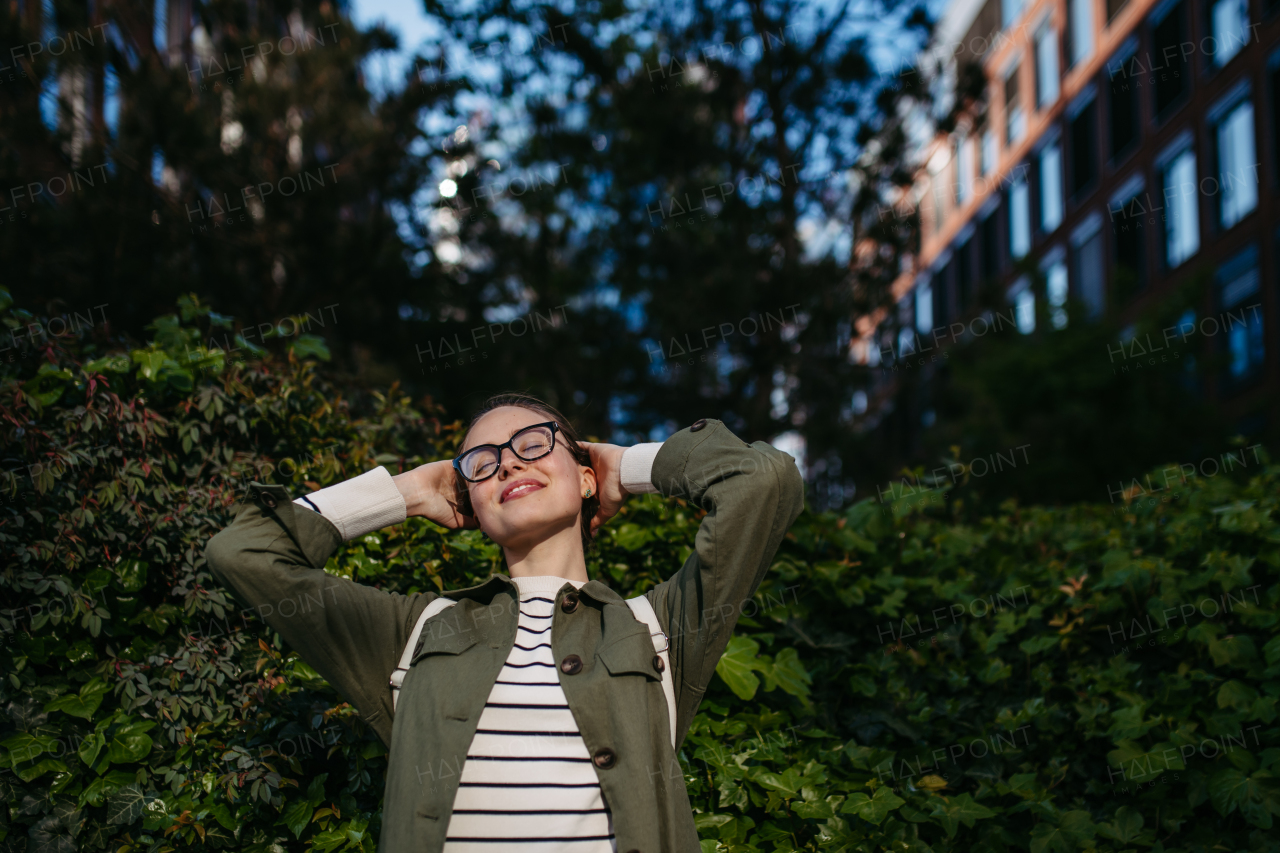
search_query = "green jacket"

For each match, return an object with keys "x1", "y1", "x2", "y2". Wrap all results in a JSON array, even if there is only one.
[{"x1": 204, "y1": 419, "x2": 804, "y2": 853}]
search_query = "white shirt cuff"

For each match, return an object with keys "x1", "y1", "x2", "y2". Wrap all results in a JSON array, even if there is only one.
[
  {"x1": 620, "y1": 443, "x2": 662, "y2": 494},
  {"x1": 292, "y1": 467, "x2": 407, "y2": 540}
]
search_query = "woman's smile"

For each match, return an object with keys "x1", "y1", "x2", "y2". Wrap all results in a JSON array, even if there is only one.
[{"x1": 500, "y1": 478, "x2": 545, "y2": 503}]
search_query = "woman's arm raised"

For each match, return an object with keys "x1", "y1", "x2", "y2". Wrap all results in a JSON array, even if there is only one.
[
  {"x1": 203, "y1": 461, "x2": 469, "y2": 746},
  {"x1": 628, "y1": 420, "x2": 805, "y2": 745}
]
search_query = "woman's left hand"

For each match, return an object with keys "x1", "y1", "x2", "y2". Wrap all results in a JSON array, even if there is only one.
[{"x1": 581, "y1": 442, "x2": 627, "y2": 532}]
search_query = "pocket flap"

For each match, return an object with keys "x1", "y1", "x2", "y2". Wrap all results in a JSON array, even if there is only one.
[
  {"x1": 597, "y1": 628, "x2": 660, "y2": 680},
  {"x1": 411, "y1": 616, "x2": 480, "y2": 662}
]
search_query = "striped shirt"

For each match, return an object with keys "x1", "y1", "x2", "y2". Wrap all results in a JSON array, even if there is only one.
[{"x1": 443, "y1": 576, "x2": 617, "y2": 853}]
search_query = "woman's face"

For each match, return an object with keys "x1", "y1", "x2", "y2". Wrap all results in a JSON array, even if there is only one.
[{"x1": 461, "y1": 406, "x2": 595, "y2": 550}]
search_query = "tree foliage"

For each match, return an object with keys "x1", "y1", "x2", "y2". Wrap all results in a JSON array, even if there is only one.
[{"x1": 2, "y1": 294, "x2": 1278, "y2": 853}]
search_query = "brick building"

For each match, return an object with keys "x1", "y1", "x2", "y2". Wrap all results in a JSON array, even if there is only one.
[{"x1": 855, "y1": 0, "x2": 1279, "y2": 435}]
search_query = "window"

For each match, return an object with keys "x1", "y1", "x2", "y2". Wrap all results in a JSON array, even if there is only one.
[
  {"x1": 934, "y1": 262, "x2": 952, "y2": 327},
  {"x1": 1162, "y1": 147, "x2": 1199, "y2": 267},
  {"x1": 1272, "y1": 58, "x2": 1280, "y2": 190},
  {"x1": 1071, "y1": 217, "x2": 1106, "y2": 318},
  {"x1": 1040, "y1": 141, "x2": 1064, "y2": 232},
  {"x1": 1068, "y1": 0, "x2": 1094, "y2": 67},
  {"x1": 1215, "y1": 98, "x2": 1257, "y2": 228},
  {"x1": 957, "y1": 137, "x2": 974, "y2": 204},
  {"x1": 1046, "y1": 259, "x2": 1069, "y2": 328},
  {"x1": 1152, "y1": 1, "x2": 1188, "y2": 119},
  {"x1": 981, "y1": 207, "x2": 1001, "y2": 280},
  {"x1": 1209, "y1": 0, "x2": 1249, "y2": 68},
  {"x1": 1216, "y1": 245, "x2": 1264, "y2": 388},
  {"x1": 1005, "y1": 64, "x2": 1025, "y2": 145},
  {"x1": 958, "y1": 239, "x2": 974, "y2": 307},
  {"x1": 1069, "y1": 95, "x2": 1097, "y2": 197},
  {"x1": 1108, "y1": 0, "x2": 1131, "y2": 21},
  {"x1": 1010, "y1": 174, "x2": 1031, "y2": 259},
  {"x1": 915, "y1": 280, "x2": 934, "y2": 334},
  {"x1": 1035, "y1": 25, "x2": 1060, "y2": 107},
  {"x1": 1108, "y1": 55, "x2": 1138, "y2": 160},
  {"x1": 1011, "y1": 278, "x2": 1036, "y2": 333},
  {"x1": 1110, "y1": 189, "x2": 1146, "y2": 299},
  {"x1": 1003, "y1": 0, "x2": 1027, "y2": 28},
  {"x1": 981, "y1": 129, "x2": 997, "y2": 176}
]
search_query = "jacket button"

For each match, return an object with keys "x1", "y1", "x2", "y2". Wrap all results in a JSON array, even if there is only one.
[
  {"x1": 561, "y1": 593, "x2": 579, "y2": 613},
  {"x1": 260, "y1": 492, "x2": 278, "y2": 509},
  {"x1": 652, "y1": 655, "x2": 665, "y2": 673},
  {"x1": 592, "y1": 748, "x2": 616, "y2": 769},
  {"x1": 560, "y1": 655, "x2": 583, "y2": 675},
  {"x1": 689, "y1": 418, "x2": 707, "y2": 432}
]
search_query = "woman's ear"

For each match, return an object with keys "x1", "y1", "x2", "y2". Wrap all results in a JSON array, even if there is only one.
[{"x1": 580, "y1": 466, "x2": 598, "y2": 498}]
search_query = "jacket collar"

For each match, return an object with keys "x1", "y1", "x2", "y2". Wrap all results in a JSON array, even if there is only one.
[{"x1": 444, "y1": 573, "x2": 624, "y2": 606}]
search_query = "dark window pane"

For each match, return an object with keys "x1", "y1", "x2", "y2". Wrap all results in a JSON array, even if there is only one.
[
  {"x1": 1109, "y1": 69, "x2": 1137, "y2": 159},
  {"x1": 1152, "y1": 1, "x2": 1188, "y2": 118},
  {"x1": 1070, "y1": 99, "x2": 1097, "y2": 196},
  {"x1": 981, "y1": 211, "x2": 1000, "y2": 281},
  {"x1": 958, "y1": 239, "x2": 974, "y2": 307},
  {"x1": 1111, "y1": 196, "x2": 1146, "y2": 301},
  {"x1": 1271, "y1": 63, "x2": 1280, "y2": 190}
]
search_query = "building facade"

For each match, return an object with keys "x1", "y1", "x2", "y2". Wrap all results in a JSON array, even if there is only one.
[{"x1": 861, "y1": 0, "x2": 1279, "y2": 433}]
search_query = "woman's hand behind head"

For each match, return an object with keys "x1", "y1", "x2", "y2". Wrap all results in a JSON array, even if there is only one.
[
  {"x1": 580, "y1": 442, "x2": 626, "y2": 532},
  {"x1": 394, "y1": 460, "x2": 481, "y2": 530}
]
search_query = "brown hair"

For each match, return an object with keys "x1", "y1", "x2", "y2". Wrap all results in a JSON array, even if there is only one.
[{"x1": 454, "y1": 392, "x2": 600, "y2": 554}]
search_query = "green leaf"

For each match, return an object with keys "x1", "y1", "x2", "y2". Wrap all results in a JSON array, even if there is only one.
[
  {"x1": 115, "y1": 560, "x2": 149, "y2": 593},
  {"x1": 840, "y1": 785, "x2": 904, "y2": 825},
  {"x1": 2, "y1": 732, "x2": 59, "y2": 764},
  {"x1": 281, "y1": 798, "x2": 315, "y2": 839},
  {"x1": 761, "y1": 646, "x2": 811, "y2": 699},
  {"x1": 106, "y1": 720, "x2": 155, "y2": 764},
  {"x1": 17, "y1": 757, "x2": 68, "y2": 782},
  {"x1": 1098, "y1": 805, "x2": 1144, "y2": 843},
  {"x1": 714, "y1": 635, "x2": 763, "y2": 700},
  {"x1": 45, "y1": 679, "x2": 110, "y2": 719},
  {"x1": 1218, "y1": 679, "x2": 1259, "y2": 710},
  {"x1": 1029, "y1": 823, "x2": 1072, "y2": 853},
  {"x1": 1018, "y1": 635, "x2": 1058, "y2": 655},
  {"x1": 928, "y1": 792, "x2": 996, "y2": 838},
  {"x1": 754, "y1": 767, "x2": 803, "y2": 796},
  {"x1": 290, "y1": 334, "x2": 331, "y2": 361},
  {"x1": 105, "y1": 783, "x2": 145, "y2": 825}
]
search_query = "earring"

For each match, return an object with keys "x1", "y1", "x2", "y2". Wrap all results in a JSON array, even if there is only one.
[{"x1": 583, "y1": 488, "x2": 593, "y2": 498}]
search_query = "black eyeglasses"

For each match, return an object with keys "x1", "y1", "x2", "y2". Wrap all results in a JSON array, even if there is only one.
[{"x1": 453, "y1": 421, "x2": 561, "y2": 483}]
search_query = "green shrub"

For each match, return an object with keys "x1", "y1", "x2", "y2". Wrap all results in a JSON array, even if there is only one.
[{"x1": 1, "y1": 292, "x2": 1277, "y2": 853}]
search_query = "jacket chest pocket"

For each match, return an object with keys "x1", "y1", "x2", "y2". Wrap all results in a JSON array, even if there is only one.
[
  {"x1": 411, "y1": 618, "x2": 482, "y2": 664},
  {"x1": 597, "y1": 629, "x2": 662, "y2": 681}
]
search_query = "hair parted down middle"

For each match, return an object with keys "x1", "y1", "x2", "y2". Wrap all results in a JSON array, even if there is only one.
[{"x1": 454, "y1": 392, "x2": 600, "y2": 554}]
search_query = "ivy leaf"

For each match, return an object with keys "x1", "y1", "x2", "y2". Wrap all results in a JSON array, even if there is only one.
[
  {"x1": 840, "y1": 786, "x2": 905, "y2": 825},
  {"x1": 761, "y1": 646, "x2": 812, "y2": 700},
  {"x1": 715, "y1": 635, "x2": 763, "y2": 700},
  {"x1": 754, "y1": 767, "x2": 803, "y2": 796},
  {"x1": 106, "y1": 720, "x2": 156, "y2": 764},
  {"x1": 28, "y1": 814, "x2": 77, "y2": 853},
  {"x1": 1029, "y1": 823, "x2": 1073, "y2": 853},
  {"x1": 282, "y1": 798, "x2": 315, "y2": 839},
  {"x1": 17, "y1": 757, "x2": 68, "y2": 782},
  {"x1": 928, "y1": 792, "x2": 996, "y2": 837},
  {"x1": 1097, "y1": 805, "x2": 1144, "y2": 843},
  {"x1": 106, "y1": 783, "x2": 145, "y2": 825},
  {"x1": 45, "y1": 679, "x2": 110, "y2": 719}
]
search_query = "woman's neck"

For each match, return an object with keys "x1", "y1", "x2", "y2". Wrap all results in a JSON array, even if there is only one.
[{"x1": 502, "y1": 521, "x2": 589, "y2": 582}]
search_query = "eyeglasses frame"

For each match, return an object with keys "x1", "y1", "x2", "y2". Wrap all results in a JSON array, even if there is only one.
[{"x1": 452, "y1": 421, "x2": 562, "y2": 483}]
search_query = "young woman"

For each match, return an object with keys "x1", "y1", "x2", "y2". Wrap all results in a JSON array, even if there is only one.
[{"x1": 205, "y1": 393, "x2": 804, "y2": 853}]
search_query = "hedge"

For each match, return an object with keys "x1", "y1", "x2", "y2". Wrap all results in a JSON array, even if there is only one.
[{"x1": 1, "y1": 290, "x2": 1278, "y2": 853}]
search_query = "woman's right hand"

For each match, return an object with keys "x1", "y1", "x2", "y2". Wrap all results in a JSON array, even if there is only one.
[{"x1": 393, "y1": 460, "x2": 480, "y2": 530}]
